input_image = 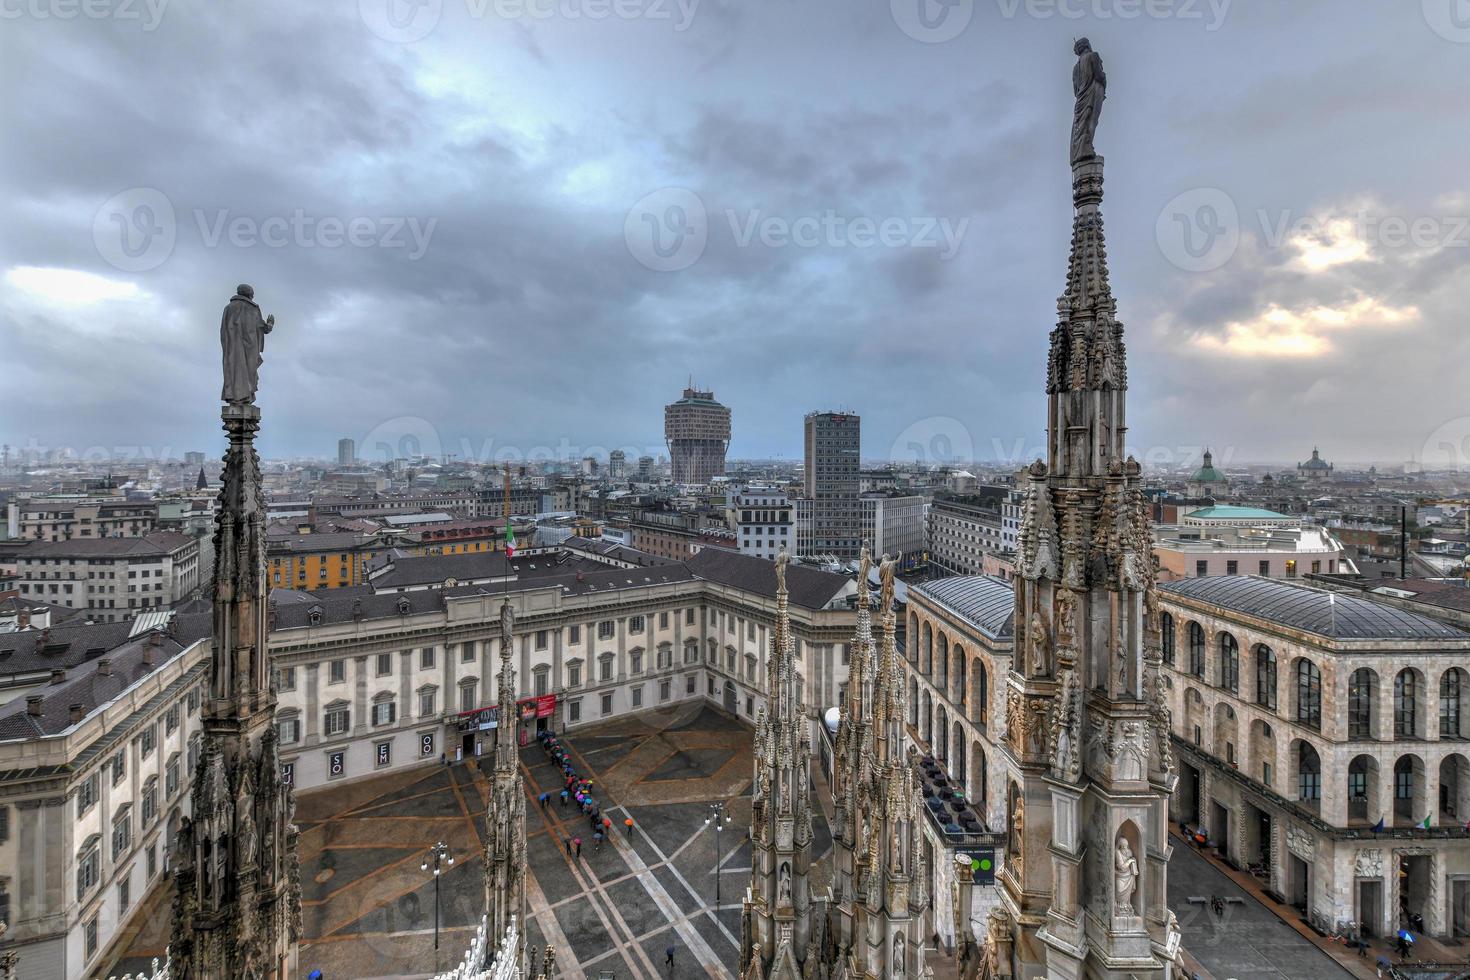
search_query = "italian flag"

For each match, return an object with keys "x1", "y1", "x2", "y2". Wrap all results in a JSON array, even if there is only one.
[
  {"x1": 505, "y1": 521, "x2": 516, "y2": 558},
  {"x1": 1420, "y1": 815, "x2": 1432, "y2": 830}
]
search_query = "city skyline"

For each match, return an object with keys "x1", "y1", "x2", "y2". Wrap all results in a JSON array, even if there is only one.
[{"x1": 5, "y1": 4, "x2": 1470, "y2": 467}]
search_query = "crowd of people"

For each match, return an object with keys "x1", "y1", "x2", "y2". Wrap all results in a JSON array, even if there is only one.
[{"x1": 536, "y1": 729, "x2": 619, "y2": 856}]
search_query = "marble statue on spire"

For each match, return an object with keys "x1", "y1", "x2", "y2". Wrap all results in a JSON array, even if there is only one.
[
  {"x1": 220, "y1": 283, "x2": 275, "y2": 405},
  {"x1": 1070, "y1": 38, "x2": 1106, "y2": 163},
  {"x1": 485, "y1": 598, "x2": 528, "y2": 958}
]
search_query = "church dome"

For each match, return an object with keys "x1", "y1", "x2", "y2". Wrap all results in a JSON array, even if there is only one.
[{"x1": 1189, "y1": 449, "x2": 1227, "y2": 484}]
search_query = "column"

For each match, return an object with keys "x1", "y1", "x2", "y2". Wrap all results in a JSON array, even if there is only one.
[{"x1": 352, "y1": 655, "x2": 368, "y2": 735}]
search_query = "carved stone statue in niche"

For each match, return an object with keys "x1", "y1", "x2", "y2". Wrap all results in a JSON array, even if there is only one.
[{"x1": 1114, "y1": 836, "x2": 1138, "y2": 915}]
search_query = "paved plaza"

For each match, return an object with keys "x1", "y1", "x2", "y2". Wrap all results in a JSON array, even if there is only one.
[
  {"x1": 110, "y1": 702, "x2": 829, "y2": 978},
  {"x1": 1166, "y1": 836, "x2": 1353, "y2": 980}
]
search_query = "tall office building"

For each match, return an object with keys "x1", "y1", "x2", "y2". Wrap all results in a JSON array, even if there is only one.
[
  {"x1": 664, "y1": 385, "x2": 731, "y2": 485},
  {"x1": 803, "y1": 411, "x2": 861, "y2": 560},
  {"x1": 337, "y1": 437, "x2": 355, "y2": 465}
]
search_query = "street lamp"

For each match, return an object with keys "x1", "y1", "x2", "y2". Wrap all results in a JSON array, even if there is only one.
[
  {"x1": 704, "y1": 802, "x2": 735, "y2": 907},
  {"x1": 421, "y1": 840, "x2": 454, "y2": 968}
]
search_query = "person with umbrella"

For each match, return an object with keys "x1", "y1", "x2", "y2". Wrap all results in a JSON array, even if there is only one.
[{"x1": 1396, "y1": 928, "x2": 1414, "y2": 958}]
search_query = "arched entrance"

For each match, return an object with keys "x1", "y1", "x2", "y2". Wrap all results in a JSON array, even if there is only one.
[{"x1": 723, "y1": 680, "x2": 737, "y2": 714}]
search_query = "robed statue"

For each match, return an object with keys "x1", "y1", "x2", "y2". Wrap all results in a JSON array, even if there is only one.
[
  {"x1": 221, "y1": 283, "x2": 275, "y2": 404},
  {"x1": 1070, "y1": 38, "x2": 1106, "y2": 163}
]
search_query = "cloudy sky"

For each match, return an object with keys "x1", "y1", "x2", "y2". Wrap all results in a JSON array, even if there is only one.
[{"x1": 4, "y1": 0, "x2": 1469, "y2": 470}]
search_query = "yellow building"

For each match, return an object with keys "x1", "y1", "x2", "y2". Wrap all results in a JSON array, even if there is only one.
[{"x1": 267, "y1": 520, "x2": 518, "y2": 590}]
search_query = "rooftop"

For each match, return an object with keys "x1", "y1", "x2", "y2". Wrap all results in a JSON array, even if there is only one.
[
  {"x1": 1185, "y1": 505, "x2": 1293, "y2": 521},
  {"x1": 15, "y1": 531, "x2": 196, "y2": 559},
  {"x1": 1161, "y1": 576, "x2": 1469, "y2": 640},
  {"x1": 912, "y1": 576, "x2": 1016, "y2": 640}
]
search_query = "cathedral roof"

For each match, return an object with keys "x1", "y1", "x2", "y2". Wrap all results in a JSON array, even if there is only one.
[
  {"x1": 913, "y1": 576, "x2": 1015, "y2": 639},
  {"x1": 1161, "y1": 576, "x2": 1469, "y2": 640}
]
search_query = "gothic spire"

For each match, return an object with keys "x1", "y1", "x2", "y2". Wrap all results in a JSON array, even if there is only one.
[
  {"x1": 485, "y1": 598, "x2": 528, "y2": 959},
  {"x1": 171, "y1": 285, "x2": 299, "y2": 979}
]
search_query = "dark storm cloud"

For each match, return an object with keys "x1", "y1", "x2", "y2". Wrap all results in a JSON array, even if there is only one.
[{"x1": 3, "y1": 0, "x2": 1468, "y2": 468}]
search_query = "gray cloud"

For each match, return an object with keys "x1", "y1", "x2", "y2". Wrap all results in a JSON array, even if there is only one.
[{"x1": 2, "y1": 0, "x2": 1467, "y2": 468}]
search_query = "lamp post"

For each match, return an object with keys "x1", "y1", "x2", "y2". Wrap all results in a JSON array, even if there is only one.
[
  {"x1": 704, "y1": 802, "x2": 734, "y2": 907},
  {"x1": 421, "y1": 840, "x2": 454, "y2": 969}
]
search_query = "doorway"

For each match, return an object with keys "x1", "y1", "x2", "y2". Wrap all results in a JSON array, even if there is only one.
[
  {"x1": 462, "y1": 732, "x2": 476, "y2": 759},
  {"x1": 1399, "y1": 854, "x2": 1431, "y2": 932},
  {"x1": 1210, "y1": 801, "x2": 1230, "y2": 858},
  {"x1": 1180, "y1": 763, "x2": 1201, "y2": 825},
  {"x1": 1453, "y1": 878, "x2": 1469, "y2": 938},
  {"x1": 1357, "y1": 879, "x2": 1383, "y2": 937},
  {"x1": 724, "y1": 680, "x2": 737, "y2": 714},
  {"x1": 1287, "y1": 854, "x2": 1310, "y2": 911}
]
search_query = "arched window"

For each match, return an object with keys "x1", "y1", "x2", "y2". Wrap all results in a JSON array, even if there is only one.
[
  {"x1": 1217, "y1": 633, "x2": 1238, "y2": 692},
  {"x1": 908, "y1": 614, "x2": 919, "y2": 662},
  {"x1": 909, "y1": 677, "x2": 919, "y2": 727},
  {"x1": 1394, "y1": 669, "x2": 1420, "y2": 739},
  {"x1": 1297, "y1": 741, "x2": 1321, "y2": 801},
  {"x1": 1441, "y1": 669, "x2": 1466, "y2": 739},
  {"x1": 1348, "y1": 668, "x2": 1376, "y2": 739},
  {"x1": 936, "y1": 705, "x2": 950, "y2": 761},
  {"x1": 1188, "y1": 622, "x2": 1205, "y2": 679},
  {"x1": 922, "y1": 623, "x2": 933, "y2": 676},
  {"x1": 1160, "y1": 612, "x2": 1175, "y2": 666},
  {"x1": 974, "y1": 658, "x2": 988, "y2": 725},
  {"x1": 1255, "y1": 645, "x2": 1277, "y2": 709},
  {"x1": 1295, "y1": 660, "x2": 1321, "y2": 730},
  {"x1": 952, "y1": 643, "x2": 964, "y2": 705},
  {"x1": 937, "y1": 634, "x2": 949, "y2": 688}
]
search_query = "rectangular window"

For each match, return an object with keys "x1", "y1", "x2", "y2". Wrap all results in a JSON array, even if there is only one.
[
  {"x1": 111, "y1": 753, "x2": 125, "y2": 786},
  {"x1": 632, "y1": 686, "x2": 643, "y2": 708},
  {"x1": 600, "y1": 658, "x2": 613, "y2": 682},
  {"x1": 460, "y1": 685, "x2": 477, "y2": 712},
  {"x1": 85, "y1": 916, "x2": 98, "y2": 959},
  {"x1": 535, "y1": 630, "x2": 548, "y2": 650},
  {"x1": 685, "y1": 608, "x2": 695, "y2": 625},
  {"x1": 166, "y1": 756, "x2": 180, "y2": 797},
  {"x1": 568, "y1": 663, "x2": 582, "y2": 687},
  {"x1": 462, "y1": 641, "x2": 477, "y2": 663},
  {"x1": 1285, "y1": 559, "x2": 1297, "y2": 578},
  {"x1": 686, "y1": 674, "x2": 696, "y2": 695},
  {"x1": 165, "y1": 704, "x2": 180, "y2": 734},
  {"x1": 376, "y1": 653, "x2": 393, "y2": 676},
  {"x1": 420, "y1": 647, "x2": 436, "y2": 669},
  {"x1": 372, "y1": 700, "x2": 396, "y2": 726},
  {"x1": 660, "y1": 679, "x2": 671, "y2": 702},
  {"x1": 112, "y1": 811, "x2": 131, "y2": 859},
  {"x1": 278, "y1": 667, "x2": 296, "y2": 692},
  {"x1": 118, "y1": 877, "x2": 130, "y2": 913},
  {"x1": 569, "y1": 700, "x2": 582, "y2": 724},
  {"x1": 329, "y1": 660, "x2": 346, "y2": 684},
  {"x1": 1196, "y1": 559, "x2": 1208, "y2": 577},
  {"x1": 1226, "y1": 560, "x2": 1238, "y2": 575},
  {"x1": 629, "y1": 615, "x2": 645, "y2": 634},
  {"x1": 600, "y1": 693, "x2": 613, "y2": 716},
  {"x1": 419, "y1": 689, "x2": 436, "y2": 717},
  {"x1": 141, "y1": 725, "x2": 156, "y2": 757},
  {"x1": 598, "y1": 621, "x2": 614, "y2": 640},
  {"x1": 659, "y1": 611, "x2": 669, "y2": 629},
  {"x1": 325, "y1": 706, "x2": 350, "y2": 736},
  {"x1": 569, "y1": 625, "x2": 581, "y2": 644},
  {"x1": 1259, "y1": 559, "x2": 1270, "y2": 575}
]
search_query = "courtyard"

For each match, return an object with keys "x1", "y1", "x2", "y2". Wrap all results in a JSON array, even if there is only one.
[{"x1": 111, "y1": 702, "x2": 832, "y2": 978}]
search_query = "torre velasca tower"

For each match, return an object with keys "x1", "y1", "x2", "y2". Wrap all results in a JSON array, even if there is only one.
[{"x1": 664, "y1": 385, "x2": 731, "y2": 485}]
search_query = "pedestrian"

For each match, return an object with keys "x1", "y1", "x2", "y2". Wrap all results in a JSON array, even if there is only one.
[
  {"x1": 594, "y1": 831, "x2": 603, "y2": 851},
  {"x1": 560, "y1": 789, "x2": 569, "y2": 807},
  {"x1": 574, "y1": 837, "x2": 582, "y2": 857},
  {"x1": 665, "y1": 944, "x2": 675, "y2": 968},
  {"x1": 564, "y1": 837, "x2": 572, "y2": 856},
  {"x1": 539, "y1": 792, "x2": 549, "y2": 809},
  {"x1": 440, "y1": 752, "x2": 447, "y2": 767}
]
